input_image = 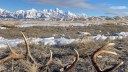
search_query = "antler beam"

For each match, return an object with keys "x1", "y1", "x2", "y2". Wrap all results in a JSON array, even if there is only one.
[{"x1": 91, "y1": 43, "x2": 123, "y2": 72}]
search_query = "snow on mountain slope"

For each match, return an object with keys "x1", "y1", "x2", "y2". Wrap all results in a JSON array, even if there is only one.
[
  {"x1": 0, "y1": 8, "x2": 87, "y2": 20},
  {"x1": 26, "y1": 8, "x2": 38, "y2": 18},
  {"x1": 0, "y1": 8, "x2": 5, "y2": 14},
  {"x1": 0, "y1": 8, "x2": 13, "y2": 18},
  {"x1": 15, "y1": 10, "x2": 26, "y2": 18}
]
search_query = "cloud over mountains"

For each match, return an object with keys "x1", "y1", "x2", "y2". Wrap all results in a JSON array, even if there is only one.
[
  {"x1": 27, "y1": 0, "x2": 128, "y2": 16},
  {"x1": 110, "y1": 6, "x2": 127, "y2": 10},
  {"x1": 28, "y1": 0, "x2": 95, "y2": 9}
]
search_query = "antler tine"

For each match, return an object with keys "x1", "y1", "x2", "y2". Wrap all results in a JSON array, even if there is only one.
[
  {"x1": 110, "y1": 61, "x2": 124, "y2": 71},
  {"x1": 45, "y1": 50, "x2": 54, "y2": 72},
  {"x1": 91, "y1": 43, "x2": 123, "y2": 72},
  {"x1": 97, "y1": 43, "x2": 115, "y2": 52},
  {"x1": 39, "y1": 50, "x2": 54, "y2": 72},
  {"x1": 21, "y1": 31, "x2": 37, "y2": 64},
  {"x1": 94, "y1": 50, "x2": 118, "y2": 58},
  {"x1": 20, "y1": 32, "x2": 29, "y2": 58},
  {"x1": 0, "y1": 43, "x2": 13, "y2": 64},
  {"x1": 6, "y1": 42, "x2": 14, "y2": 53},
  {"x1": 0, "y1": 43, "x2": 24, "y2": 64},
  {"x1": 64, "y1": 49, "x2": 79, "y2": 72},
  {"x1": 103, "y1": 43, "x2": 115, "y2": 49},
  {"x1": 103, "y1": 61, "x2": 124, "y2": 72},
  {"x1": 46, "y1": 50, "x2": 53, "y2": 66}
]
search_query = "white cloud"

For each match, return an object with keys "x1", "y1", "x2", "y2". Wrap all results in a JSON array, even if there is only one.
[
  {"x1": 105, "y1": 10, "x2": 128, "y2": 16},
  {"x1": 27, "y1": 0, "x2": 128, "y2": 16},
  {"x1": 110, "y1": 6, "x2": 127, "y2": 9},
  {"x1": 28, "y1": 0, "x2": 95, "y2": 9}
]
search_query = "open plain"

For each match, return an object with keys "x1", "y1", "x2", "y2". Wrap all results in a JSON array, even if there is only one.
[{"x1": 0, "y1": 20, "x2": 127, "y2": 72}]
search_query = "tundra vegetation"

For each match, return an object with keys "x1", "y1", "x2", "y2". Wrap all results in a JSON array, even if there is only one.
[{"x1": 0, "y1": 21, "x2": 127, "y2": 72}]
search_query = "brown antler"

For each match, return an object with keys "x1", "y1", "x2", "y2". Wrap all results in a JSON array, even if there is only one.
[
  {"x1": 0, "y1": 43, "x2": 24, "y2": 64},
  {"x1": 63, "y1": 49, "x2": 79, "y2": 72},
  {"x1": 46, "y1": 50, "x2": 54, "y2": 66},
  {"x1": 21, "y1": 31, "x2": 38, "y2": 64},
  {"x1": 21, "y1": 32, "x2": 54, "y2": 72},
  {"x1": 39, "y1": 50, "x2": 54, "y2": 72},
  {"x1": 91, "y1": 43, "x2": 123, "y2": 72}
]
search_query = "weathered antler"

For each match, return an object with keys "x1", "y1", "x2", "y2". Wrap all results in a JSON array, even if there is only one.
[
  {"x1": 46, "y1": 50, "x2": 54, "y2": 66},
  {"x1": 21, "y1": 32, "x2": 79, "y2": 72},
  {"x1": 58, "y1": 49, "x2": 79, "y2": 72},
  {"x1": 21, "y1": 32, "x2": 54, "y2": 72},
  {"x1": 0, "y1": 42, "x2": 24, "y2": 64},
  {"x1": 64, "y1": 49, "x2": 79, "y2": 72},
  {"x1": 21, "y1": 31, "x2": 38, "y2": 64},
  {"x1": 91, "y1": 43, "x2": 123, "y2": 72},
  {"x1": 39, "y1": 50, "x2": 54, "y2": 72}
]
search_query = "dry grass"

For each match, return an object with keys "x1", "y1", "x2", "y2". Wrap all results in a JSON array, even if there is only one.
[
  {"x1": 0, "y1": 24, "x2": 128, "y2": 39},
  {"x1": 0, "y1": 39, "x2": 126, "y2": 72},
  {"x1": 0, "y1": 22, "x2": 127, "y2": 72},
  {"x1": 0, "y1": 20, "x2": 21, "y2": 25}
]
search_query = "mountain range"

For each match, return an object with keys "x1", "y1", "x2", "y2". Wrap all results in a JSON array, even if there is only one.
[{"x1": 0, "y1": 8, "x2": 87, "y2": 20}]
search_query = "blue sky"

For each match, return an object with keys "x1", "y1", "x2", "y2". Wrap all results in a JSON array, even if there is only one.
[{"x1": 0, "y1": 0, "x2": 128, "y2": 16}]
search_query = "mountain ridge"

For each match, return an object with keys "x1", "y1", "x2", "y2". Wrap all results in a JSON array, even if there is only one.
[{"x1": 0, "y1": 8, "x2": 87, "y2": 20}]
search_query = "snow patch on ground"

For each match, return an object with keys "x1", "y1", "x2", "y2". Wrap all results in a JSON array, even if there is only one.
[
  {"x1": 0, "y1": 32, "x2": 128, "y2": 48},
  {"x1": 40, "y1": 37, "x2": 75, "y2": 46},
  {"x1": 0, "y1": 37, "x2": 75, "y2": 48},
  {"x1": 93, "y1": 34, "x2": 107, "y2": 41},
  {"x1": 118, "y1": 32, "x2": 128, "y2": 37},
  {"x1": 0, "y1": 38, "x2": 23, "y2": 48}
]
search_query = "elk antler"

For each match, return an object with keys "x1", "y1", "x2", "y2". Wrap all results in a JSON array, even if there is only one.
[
  {"x1": 21, "y1": 32, "x2": 37, "y2": 64},
  {"x1": 46, "y1": 50, "x2": 54, "y2": 66},
  {"x1": 91, "y1": 43, "x2": 123, "y2": 72},
  {"x1": 21, "y1": 32, "x2": 54, "y2": 72},
  {"x1": 0, "y1": 42, "x2": 24, "y2": 64},
  {"x1": 62, "y1": 49, "x2": 79, "y2": 72},
  {"x1": 39, "y1": 50, "x2": 54, "y2": 72}
]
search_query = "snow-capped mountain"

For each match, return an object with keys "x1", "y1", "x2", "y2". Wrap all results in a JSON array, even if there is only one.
[
  {"x1": 15, "y1": 10, "x2": 26, "y2": 19},
  {"x1": 0, "y1": 8, "x2": 87, "y2": 21},
  {"x1": 0, "y1": 8, "x2": 13, "y2": 18}
]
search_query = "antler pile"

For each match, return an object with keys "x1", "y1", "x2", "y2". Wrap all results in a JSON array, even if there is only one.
[
  {"x1": 0, "y1": 32, "x2": 79, "y2": 72},
  {"x1": 22, "y1": 32, "x2": 80, "y2": 72}
]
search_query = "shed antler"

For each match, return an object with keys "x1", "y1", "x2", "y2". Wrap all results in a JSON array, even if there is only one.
[
  {"x1": 39, "y1": 50, "x2": 54, "y2": 72},
  {"x1": 0, "y1": 43, "x2": 24, "y2": 64},
  {"x1": 21, "y1": 32, "x2": 79, "y2": 72},
  {"x1": 21, "y1": 32, "x2": 54, "y2": 72},
  {"x1": 46, "y1": 50, "x2": 54, "y2": 66},
  {"x1": 21, "y1": 32, "x2": 37, "y2": 64},
  {"x1": 64, "y1": 49, "x2": 79, "y2": 72},
  {"x1": 57, "y1": 49, "x2": 79, "y2": 72},
  {"x1": 91, "y1": 43, "x2": 124, "y2": 72}
]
